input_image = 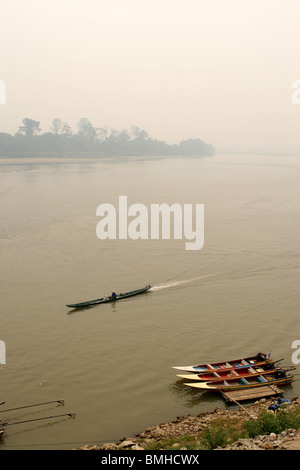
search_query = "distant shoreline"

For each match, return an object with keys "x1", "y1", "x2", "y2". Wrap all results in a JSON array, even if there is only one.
[
  {"x1": 0, "y1": 152, "x2": 299, "y2": 164},
  {"x1": 0, "y1": 154, "x2": 213, "y2": 164},
  {"x1": 0, "y1": 153, "x2": 299, "y2": 166}
]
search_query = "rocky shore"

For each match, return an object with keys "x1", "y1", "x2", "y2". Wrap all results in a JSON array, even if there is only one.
[{"x1": 78, "y1": 396, "x2": 300, "y2": 451}]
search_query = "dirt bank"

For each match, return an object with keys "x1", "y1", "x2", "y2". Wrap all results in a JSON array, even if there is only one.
[{"x1": 77, "y1": 396, "x2": 300, "y2": 450}]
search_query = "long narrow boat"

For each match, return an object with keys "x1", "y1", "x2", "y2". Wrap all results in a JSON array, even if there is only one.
[
  {"x1": 176, "y1": 364, "x2": 278, "y2": 382},
  {"x1": 172, "y1": 353, "x2": 273, "y2": 373},
  {"x1": 184, "y1": 370, "x2": 294, "y2": 392},
  {"x1": 66, "y1": 285, "x2": 151, "y2": 309}
]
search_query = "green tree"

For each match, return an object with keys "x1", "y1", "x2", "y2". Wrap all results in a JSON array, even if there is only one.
[
  {"x1": 51, "y1": 118, "x2": 72, "y2": 136},
  {"x1": 18, "y1": 118, "x2": 41, "y2": 137},
  {"x1": 77, "y1": 117, "x2": 97, "y2": 143}
]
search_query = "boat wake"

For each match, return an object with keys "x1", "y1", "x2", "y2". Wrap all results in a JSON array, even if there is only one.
[{"x1": 150, "y1": 273, "x2": 221, "y2": 291}]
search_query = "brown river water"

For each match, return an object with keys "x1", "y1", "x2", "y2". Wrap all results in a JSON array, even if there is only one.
[{"x1": 0, "y1": 153, "x2": 299, "y2": 449}]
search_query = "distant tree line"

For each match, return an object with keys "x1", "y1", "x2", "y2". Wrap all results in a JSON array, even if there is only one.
[{"x1": 0, "y1": 117, "x2": 215, "y2": 157}]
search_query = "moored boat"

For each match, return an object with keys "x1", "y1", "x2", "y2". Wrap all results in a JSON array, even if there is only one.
[
  {"x1": 172, "y1": 352, "x2": 273, "y2": 373},
  {"x1": 66, "y1": 285, "x2": 151, "y2": 309},
  {"x1": 184, "y1": 370, "x2": 294, "y2": 392},
  {"x1": 176, "y1": 364, "x2": 278, "y2": 382}
]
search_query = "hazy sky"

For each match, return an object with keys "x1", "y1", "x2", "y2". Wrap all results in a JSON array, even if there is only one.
[{"x1": 1, "y1": 0, "x2": 299, "y2": 153}]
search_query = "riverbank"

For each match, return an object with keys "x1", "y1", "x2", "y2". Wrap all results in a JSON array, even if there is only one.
[{"x1": 77, "y1": 396, "x2": 300, "y2": 450}]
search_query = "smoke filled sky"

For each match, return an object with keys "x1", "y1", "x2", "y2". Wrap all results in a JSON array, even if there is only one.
[{"x1": 1, "y1": 0, "x2": 299, "y2": 153}]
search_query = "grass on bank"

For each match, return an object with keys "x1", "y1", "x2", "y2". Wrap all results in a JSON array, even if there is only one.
[{"x1": 142, "y1": 405, "x2": 300, "y2": 450}]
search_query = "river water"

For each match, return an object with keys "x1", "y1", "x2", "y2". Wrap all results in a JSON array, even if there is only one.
[{"x1": 0, "y1": 153, "x2": 299, "y2": 449}]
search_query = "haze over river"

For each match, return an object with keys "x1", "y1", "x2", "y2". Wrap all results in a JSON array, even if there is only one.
[{"x1": 0, "y1": 153, "x2": 299, "y2": 449}]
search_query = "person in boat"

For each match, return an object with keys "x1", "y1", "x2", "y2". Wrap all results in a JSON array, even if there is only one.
[{"x1": 111, "y1": 291, "x2": 117, "y2": 300}]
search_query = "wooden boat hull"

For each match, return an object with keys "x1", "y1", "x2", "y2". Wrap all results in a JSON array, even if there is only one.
[
  {"x1": 173, "y1": 353, "x2": 272, "y2": 374},
  {"x1": 184, "y1": 374, "x2": 293, "y2": 392},
  {"x1": 66, "y1": 285, "x2": 151, "y2": 309},
  {"x1": 177, "y1": 366, "x2": 278, "y2": 382}
]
